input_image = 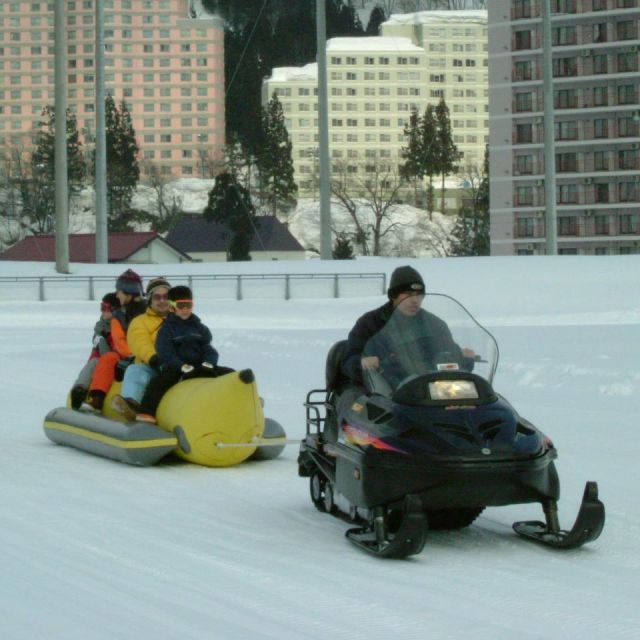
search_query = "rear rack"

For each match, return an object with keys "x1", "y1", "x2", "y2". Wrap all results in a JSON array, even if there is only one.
[{"x1": 304, "y1": 389, "x2": 329, "y2": 435}]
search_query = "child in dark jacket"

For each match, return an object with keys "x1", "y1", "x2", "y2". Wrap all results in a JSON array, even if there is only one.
[
  {"x1": 70, "y1": 292, "x2": 121, "y2": 409},
  {"x1": 135, "y1": 285, "x2": 233, "y2": 423}
]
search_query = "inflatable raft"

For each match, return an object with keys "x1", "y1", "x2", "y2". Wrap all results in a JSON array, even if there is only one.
[{"x1": 43, "y1": 369, "x2": 287, "y2": 467}]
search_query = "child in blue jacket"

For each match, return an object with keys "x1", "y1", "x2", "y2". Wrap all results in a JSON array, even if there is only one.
[{"x1": 134, "y1": 285, "x2": 232, "y2": 422}]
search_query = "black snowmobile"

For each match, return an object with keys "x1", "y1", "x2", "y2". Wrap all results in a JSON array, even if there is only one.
[{"x1": 298, "y1": 294, "x2": 605, "y2": 558}]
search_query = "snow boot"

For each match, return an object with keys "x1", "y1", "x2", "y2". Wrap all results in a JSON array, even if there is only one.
[
  {"x1": 88, "y1": 390, "x2": 106, "y2": 411},
  {"x1": 111, "y1": 395, "x2": 140, "y2": 422},
  {"x1": 70, "y1": 385, "x2": 87, "y2": 410}
]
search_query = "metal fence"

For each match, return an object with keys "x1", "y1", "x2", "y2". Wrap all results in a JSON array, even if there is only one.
[{"x1": 0, "y1": 272, "x2": 387, "y2": 302}]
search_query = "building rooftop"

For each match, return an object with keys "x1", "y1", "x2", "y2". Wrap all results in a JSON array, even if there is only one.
[
  {"x1": 0, "y1": 232, "x2": 189, "y2": 263},
  {"x1": 385, "y1": 10, "x2": 487, "y2": 25},
  {"x1": 166, "y1": 216, "x2": 305, "y2": 253}
]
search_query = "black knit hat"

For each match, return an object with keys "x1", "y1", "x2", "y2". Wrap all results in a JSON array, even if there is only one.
[
  {"x1": 101, "y1": 292, "x2": 121, "y2": 310},
  {"x1": 168, "y1": 285, "x2": 193, "y2": 302},
  {"x1": 387, "y1": 265, "x2": 425, "y2": 299},
  {"x1": 146, "y1": 276, "x2": 171, "y2": 303},
  {"x1": 115, "y1": 268, "x2": 143, "y2": 296}
]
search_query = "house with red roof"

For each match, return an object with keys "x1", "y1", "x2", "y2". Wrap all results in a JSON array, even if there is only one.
[{"x1": 0, "y1": 232, "x2": 191, "y2": 264}]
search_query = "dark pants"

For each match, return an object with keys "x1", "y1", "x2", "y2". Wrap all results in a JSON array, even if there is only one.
[{"x1": 140, "y1": 364, "x2": 234, "y2": 416}]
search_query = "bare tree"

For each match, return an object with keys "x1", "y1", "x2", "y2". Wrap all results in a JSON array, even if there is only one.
[
  {"x1": 141, "y1": 160, "x2": 184, "y2": 233},
  {"x1": 330, "y1": 159, "x2": 408, "y2": 256}
]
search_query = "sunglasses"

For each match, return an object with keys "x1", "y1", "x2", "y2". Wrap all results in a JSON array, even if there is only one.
[
  {"x1": 100, "y1": 302, "x2": 113, "y2": 312},
  {"x1": 170, "y1": 299, "x2": 193, "y2": 310},
  {"x1": 152, "y1": 293, "x2": 169, "y2": 301}
]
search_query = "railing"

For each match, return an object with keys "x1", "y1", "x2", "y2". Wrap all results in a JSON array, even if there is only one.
[{"x1": 0, "y1": 272, "x2": 388, "y2": 302}]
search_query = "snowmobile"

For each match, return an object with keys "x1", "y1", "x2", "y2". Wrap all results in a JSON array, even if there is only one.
[{"x1": 298, "y1": 294, "x2": 605, "y2": 558}]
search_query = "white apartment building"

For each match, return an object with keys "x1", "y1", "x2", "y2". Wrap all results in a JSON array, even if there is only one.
[
  {"x1": 262, "y1": 11, "x2": 488, "y2": 204},
  {"x1": 263, "y1": 37, "x2": 427, "y2": 199},
  {"x1": 488, "y1": 0, "x2": 640, "y2": 256},
  {"x1": 381, "y1": 10, "x2": 489, "y2": 168},
  {"x1": 0, "y1": 0, "x2": 224, "y2": 179}
]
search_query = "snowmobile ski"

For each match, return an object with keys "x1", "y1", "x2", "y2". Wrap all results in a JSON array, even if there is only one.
[
  {"x1": 345, "y1": 495, "x2": 427, "y2": 559},
  {"x1": 513, "y1": 481, "x2": 605, "y2": 550}
]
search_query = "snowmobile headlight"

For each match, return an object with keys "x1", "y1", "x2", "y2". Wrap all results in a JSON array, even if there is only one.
[{"x1": 428, "y1": 379, "x2": 479, "y2": 401}]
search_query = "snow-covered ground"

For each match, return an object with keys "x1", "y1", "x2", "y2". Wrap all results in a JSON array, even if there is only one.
[{"x1": 1, "y1": 255, "x2": 639, "y2": 640}]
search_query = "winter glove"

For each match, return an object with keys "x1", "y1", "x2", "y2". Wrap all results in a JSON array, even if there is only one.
[
  {"x1": 93, "y1": 335, "x2": 103, "y2": 348},
  {"x1": 181, "y1": 364, "x2": 195, "y2": 374},
  {"x1": 149, "y1": 355, "x2": 161, "y2": 371},
  {"x1": 201, "y1": 362, "x2": 214, "y2": 369}
]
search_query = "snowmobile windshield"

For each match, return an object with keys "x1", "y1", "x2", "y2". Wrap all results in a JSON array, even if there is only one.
[{"x1": 362, "y1": 293, "x2": 498, "y2": 396}]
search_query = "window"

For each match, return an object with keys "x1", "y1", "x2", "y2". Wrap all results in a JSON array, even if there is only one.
[
  {"x1": 594, "y1": 151, "x2": 608, "y2": 171},
  {"x1": 553, "y1": 26, "x2": 577, "y2": 45},
  {"x1": 514, "y1": 1, "x2": 532, "y2": 18},
  {"x1": 619, "y1": 214, "x2": 639, "y2": 234},
  {"x1": 555, "y1": 89, "x2": 577, "y2": 109},
  {"x1": 553, "y1": 57, "x2": 577, "y2": 77},
  {"x1": 617, "y1": 52, "x2": 636, "y2": 73},
  {"x1": 516, "y1": 123, "x2": 533, "y2": 143},
  {"x1": 619, "y1": 182, "x2": 637, "y2": 202},
  {"x1": 592, "y1": 23, "x2": 607, "y2": 43},
  {"x1": 593, "y1": 54, "x2": 608, "y2": 73},
  {"x1": 616, "y1": 21, "x2": 636, "y2": 41},
  {"x1": 557, "y1": 121, "x2": 577, "y2": 140},
  {"x1": 515, "y1": 155, "x2": 534, "y2": 177},
  {"x1": 558, "y1": 184, "x2": 579, "y2": 203},
  {"x1": 514, "y1": 61, "x2": 532, "y2": 81},
  {"x1": 556, "y1": 153, "x2": 577, "y2": 172},
  {"x1": 594, "y1": 118, "x2": 608, "y2": 138},
  {"x1": 516, "y1": 217, "x2": 535, "y2": 237},
  {"x1": 617, "y1": 85, "x2": 635, "y2": 105},
  {"x1": 618, "y1": 150, "x2": 636, "y2": 170},
  {"x1": 593, "y1": 86, "x2": 608, "y2": 106},
  {"x1": 595, "y1": 183, "x2": 609, "y2": 203},
  {"x1": 514, "y1": 30, "x2": 532, "y2": 50},
  {"x1": 516, "y1": 186, "x2": 533, "y2": 205},
  {"x1": 516, "y1": 93, "x2": 533, "y2": 112},
  {"x1": 618, "y1": 117, "x2": 637, "y2": 137},
  {"x1": 594, "y1": 215, "x2": 609, "y2": 235},
  {"x1": 558, "y1": 215, "x2": 578, "y2": 236}
]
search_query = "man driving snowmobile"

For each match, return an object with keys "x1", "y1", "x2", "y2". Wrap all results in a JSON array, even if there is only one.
[{"x1": 332, "y1": 266, "x2": 475, "y2": 439}]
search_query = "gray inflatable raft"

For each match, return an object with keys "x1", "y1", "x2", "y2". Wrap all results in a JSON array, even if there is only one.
[{"x1": 43, "y1": 407, "x2": 178, "y2": 466}]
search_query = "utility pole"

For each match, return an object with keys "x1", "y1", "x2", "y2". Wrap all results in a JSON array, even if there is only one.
[
  {"x1": 542, "y1": 0, "x2": 557, "y2": 255},
  {"x1": 54, "y1": 0, "x2": 69, "y2": 273},
  {"x1": 95, "y1": 0, "x2": 109, "y2": 263},
  {"x1": 317, "y1": 0, "x2": 332, "y2": 260}
]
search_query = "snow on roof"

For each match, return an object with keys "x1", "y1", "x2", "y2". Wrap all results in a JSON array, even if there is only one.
[
  {"x1": 326, "y1": 36, "x2": 423, "y2": 53},
  {"x1": 269, "y1": 63, "x2": 318, "y2": 83},
  {"x1": 384, "y1": 10, "x2": 487, "y2": 26}
]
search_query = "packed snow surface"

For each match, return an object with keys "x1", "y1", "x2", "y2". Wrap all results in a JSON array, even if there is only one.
[{"x1": 0, "y1": 255, "x2": 639, "y2": 640}]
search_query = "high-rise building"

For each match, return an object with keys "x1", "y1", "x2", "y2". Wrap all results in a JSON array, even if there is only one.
[
  {"x1": 262, "y1": 37, "x2": 427, "y2": 199},
  {"x1": 381, "y1": 10, "x2": 489, "y2": 169},
  {"x1": 489, "y1": 0, "x2": 640, "y2": 256},
  {"x1": 0, "y1": 0, "x2": 224, "y2": 179},
  {"x1": 262, "y1": 10, "x2": 488, "y2": 205}
]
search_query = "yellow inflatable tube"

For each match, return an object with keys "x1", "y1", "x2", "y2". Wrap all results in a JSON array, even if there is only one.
[
  {"x1": 156, "y1": 370, "x2": 264, "y2": 467},
  {"x1": 54, "y1": 370, "x2": 266, "y2": 468}
]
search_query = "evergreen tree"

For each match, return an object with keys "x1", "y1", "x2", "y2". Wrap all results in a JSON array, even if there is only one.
[
  {"x1": 100, "y1": 95, "x2": 140, "y2": 231},
  {"x1": 434, "y1": 97, "x2": 461, "y2": 216},
  {"x1": 257, "y1": 93, "x2": 298, "y2": 216},
  {"x1": 399, "y1": 105, "x2": 438, "y2": 217},
  {"x1": 22, "y1": 106, "x2": 85, "y2": 234},
  {"x1": 203, "y1": 171, "x2": 258, "y2": 261},
  {"x1": 449, "y1": 147, "x2": 490, "y2": 256},
  {"x1": 332, "y1": 231, "x2": 355, "y2": 259},
  {"x1": 366, "y1": 6, "x2": 386, "y2": 35}
]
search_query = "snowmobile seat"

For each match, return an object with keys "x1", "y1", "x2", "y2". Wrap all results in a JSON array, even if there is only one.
[{"x1": 325, "y1": 340, "x2": 350, "y2": 395}]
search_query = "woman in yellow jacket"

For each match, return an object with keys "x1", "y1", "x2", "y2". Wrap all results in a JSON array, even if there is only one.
[{"x1": 112, "y1": 277, "x2": 171, "y2": 419}]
